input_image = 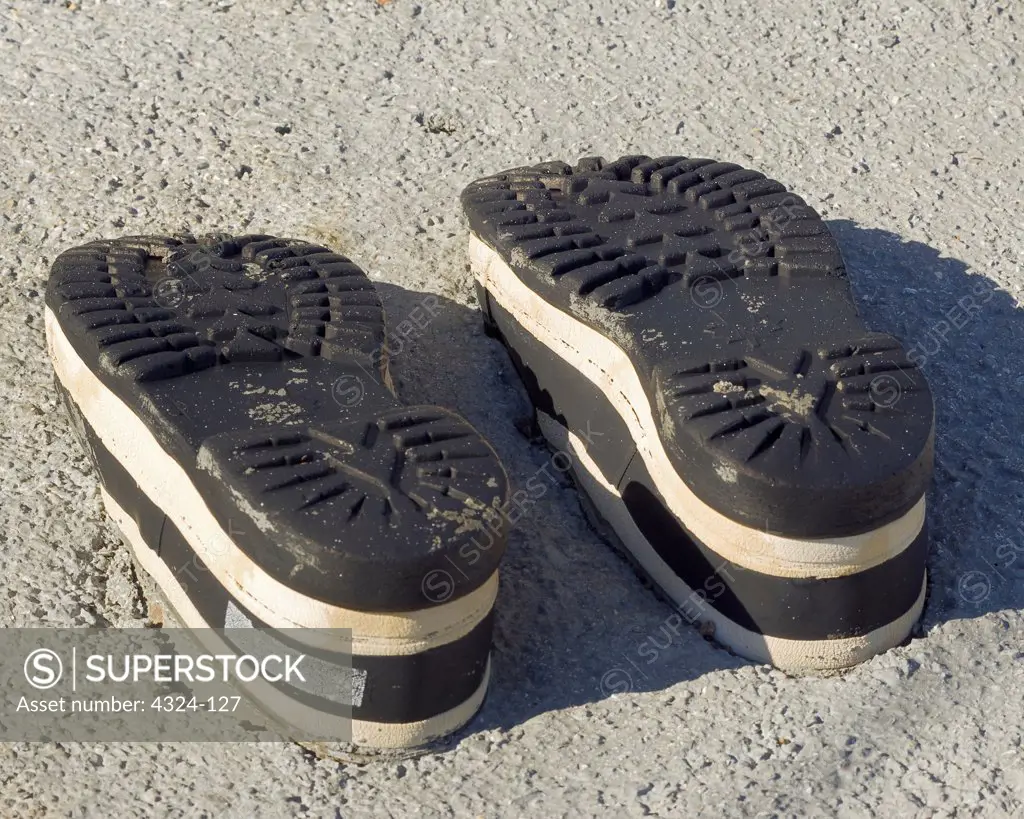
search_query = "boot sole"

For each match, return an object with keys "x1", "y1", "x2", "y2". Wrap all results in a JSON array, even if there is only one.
[
  {"x1": 46, "y1": 234, "x2": 508, "y2": 747},
  {"x1": 462, "y1": 157, "x2": 934, "y2": 672}
]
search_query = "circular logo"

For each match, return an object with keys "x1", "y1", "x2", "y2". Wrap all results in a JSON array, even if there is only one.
[
  {"x1": 331, "y1": 375, "x2": 364, "y2": 407},
  {"x1": 151, "y1": 276, "x2": 186, "y2": 309},
  {"x1": 421, "y1": 569, "x2": 455, "y2": 604},
  {"x1": 599, "y1": 667, "x2": 633, "y2": 696},
  {"x1": 689, "y1": 275, "x2": 724, "y2": 309},
  {"x1": 957, "y1": 570, "x2": 991, "y2": 605},
  {"x1": 24, "y1": 648, "x2": 63, "y2": 690},
  {"x1": 869, "y1": 373, "x2": 902, "y2": 408}
]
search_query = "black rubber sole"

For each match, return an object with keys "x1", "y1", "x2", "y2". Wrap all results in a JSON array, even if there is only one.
[
  {"x1": 46, "y1": 234, "x2": 507, "y2": 746},
  {"x1": 462, "y1": 156, "x2": 933, "y2": 671},
  {"x1": 462, "y1": 156, "x2": 934, "y2": 538}
]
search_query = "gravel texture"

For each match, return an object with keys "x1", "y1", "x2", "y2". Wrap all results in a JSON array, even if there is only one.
[{"x1": 1, "y1": 0, "x2": 1023, "y2": 816}]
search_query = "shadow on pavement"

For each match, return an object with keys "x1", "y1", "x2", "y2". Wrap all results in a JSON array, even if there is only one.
[{"x1": 828, "y1": 220, "x2": 1024, "y2": 626}]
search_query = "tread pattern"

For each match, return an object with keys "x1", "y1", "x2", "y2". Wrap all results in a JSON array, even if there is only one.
[
  {"x1": 49, "y1": 234, "x2": 512, "y2": 610},
  {"x1": 464, "y1": 157, "x2": 934, "y2": 532},
  {"x1": 48, "y1": 234, "x2": 385, "y2": 381},
  {"x1": 462, "y1": 155, "x2": 843, "y2": 311},
  {"x1": 657, "y1": 334, "x2": 930, "y2": 472},
  {"x1": 199, "y1": 407, "x2": 505, "y2": 548}
]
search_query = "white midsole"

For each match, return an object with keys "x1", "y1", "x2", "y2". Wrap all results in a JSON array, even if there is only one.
[
  {"x1": 539, "y1": 414, "x2": 926, "y2": 671},
  {"x1": 103, "y1": 487, "x2": 489, "y2": 749},
  {"x1": 46, "y1": 307, "x2": 495, "y2": 656},
  {"x1": 471, "y1": 234, "x2": 925, "y2": 580}
]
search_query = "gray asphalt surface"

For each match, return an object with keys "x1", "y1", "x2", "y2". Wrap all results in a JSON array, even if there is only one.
[{"x1": 2, "y1": 0, "x2": 1023, "y2": 816}]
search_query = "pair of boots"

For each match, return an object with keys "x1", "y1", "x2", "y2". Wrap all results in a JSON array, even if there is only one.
[{"x1": 45, "y1": 155, "x2": 933, "y2": 751}]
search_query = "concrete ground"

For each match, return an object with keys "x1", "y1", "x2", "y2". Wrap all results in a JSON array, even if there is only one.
[{"x1": 1, "y1": 0, "x2": 1022, "y2": 815}]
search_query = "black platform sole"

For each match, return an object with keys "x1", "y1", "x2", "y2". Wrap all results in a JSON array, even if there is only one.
[
  {"x1": 46, "y1": 234, "x2": 508, "y2": 747},
  {"x1": 462, "y1": 156, "x2": 933, "y2": 671}
]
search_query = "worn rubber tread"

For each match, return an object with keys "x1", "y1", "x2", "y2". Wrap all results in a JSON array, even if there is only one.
[
  {"x1": 47, "y1": 233, "x2": 509, "y2": 612},
  {"x1": 463, "y1": 155, "x2": 935, "y2": 538}
]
